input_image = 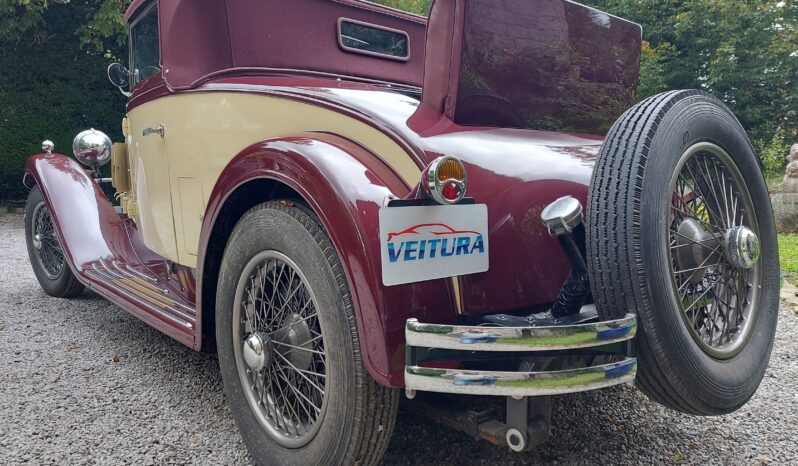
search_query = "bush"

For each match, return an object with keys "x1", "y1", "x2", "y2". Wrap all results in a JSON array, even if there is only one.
[
  {"x1": 758, "y1": 130, "x2": 790, "y2": 177},
  {"x1": 0, "y1": 5, "x2": 125, "y2": 201}
]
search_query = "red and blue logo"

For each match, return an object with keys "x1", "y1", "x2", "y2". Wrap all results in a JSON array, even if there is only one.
[{"x1": 386, "y1": 223, "x2": 486, "y2": 263}]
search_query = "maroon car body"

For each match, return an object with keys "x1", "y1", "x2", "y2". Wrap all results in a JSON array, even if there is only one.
[
  {"x1": 25, "y1": 0, "x2": 641, "y2": 387},
  {"x1": 23, "y1": 0, "x2": 710, "y2": 461}
]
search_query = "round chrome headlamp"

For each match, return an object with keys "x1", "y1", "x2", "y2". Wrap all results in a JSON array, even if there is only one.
[
  {"x1": 73, "y1": 128, "x2": 112, "y2": 168},
  {"x1": 422, "y1": 156, "x2": 467, "y2": 204}
]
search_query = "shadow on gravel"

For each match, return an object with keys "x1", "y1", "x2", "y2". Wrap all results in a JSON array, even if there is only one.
[{"x1": 382, "y1": 386, "x2": 695, "y2": 465}]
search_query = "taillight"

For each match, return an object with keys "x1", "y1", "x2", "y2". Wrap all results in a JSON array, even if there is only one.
[{"x1": 421, "y1": 156, "x2": 467, "y2": 204}]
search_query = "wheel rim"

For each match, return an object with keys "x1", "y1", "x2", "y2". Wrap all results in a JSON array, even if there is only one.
[
  {"x1": 232, "y1": 250, "x2": 328, "y2": 448},
  {"x1": 30, "y1": 201, "x2": 65, "y2": 280},
  {"x1": 667, "y1": 142, "x2": 762, "y2": 359}
]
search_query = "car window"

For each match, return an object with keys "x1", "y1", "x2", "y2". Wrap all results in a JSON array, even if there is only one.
[
  {"x1": 131, "y1": 5, "x2": 160, "y2": 84},
  {"x1": 338, "y1": 19, "x2": 409, "y2": 60}
]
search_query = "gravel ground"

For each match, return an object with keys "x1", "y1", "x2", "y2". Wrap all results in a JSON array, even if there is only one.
[{"x1": 1, "y1": 211, "x2": 796, "y2": 465}]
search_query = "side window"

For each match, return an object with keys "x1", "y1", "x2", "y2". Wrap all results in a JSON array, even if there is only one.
[
  {"x1": 337, "y1": 18, "x2": 409, "y2": 61},
  {"x1": 131, "y1": 5, "x2": 160, "y2": 84}
]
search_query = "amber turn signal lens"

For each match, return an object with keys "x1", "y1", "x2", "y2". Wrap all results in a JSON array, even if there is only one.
[{"x1": 437, "y1": 158, "x2": 465, "y2": 182}]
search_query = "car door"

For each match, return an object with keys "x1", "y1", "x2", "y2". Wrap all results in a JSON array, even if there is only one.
[{"x1": 125, "y1": 2, "x2": 180, "y2": 263}]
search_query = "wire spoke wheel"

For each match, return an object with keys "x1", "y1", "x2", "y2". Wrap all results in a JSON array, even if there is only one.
[
  {"x1": 232, "y1": 250, "x2": 328, "y2": 448},
  {"x1": 667, "y1": 142, "x2": 761, "y2": 359},
  {"x1": 588, "y1": 91, "x2": 778, "y2": 414},
  {"x1": 30, "y1": 201, "x2": 65, "y2": 280}
]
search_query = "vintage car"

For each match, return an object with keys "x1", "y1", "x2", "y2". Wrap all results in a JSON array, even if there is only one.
[{"x1": 23, "y1": 0, "x2": 779, "y2": 464}]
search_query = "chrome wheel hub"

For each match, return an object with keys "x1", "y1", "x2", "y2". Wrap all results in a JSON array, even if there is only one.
[
  {"x1": 725, "y1": 226, "x2": 760, "y2": 270},
  {"x1": 32, "y1": 233, "x2": 43, "y2": 250},
  {"x1": 243, "y1": 332, "x2": 272, "y2": 372}
]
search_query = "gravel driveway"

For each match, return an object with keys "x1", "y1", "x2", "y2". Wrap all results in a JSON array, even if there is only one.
[{"x1": 1, "y1": 211, "x2": 796, "y2": 465}]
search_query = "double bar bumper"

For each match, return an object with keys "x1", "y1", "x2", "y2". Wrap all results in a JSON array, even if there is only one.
[{"x1": 404, "y1": 314, "x2": 637, "y2": 397}]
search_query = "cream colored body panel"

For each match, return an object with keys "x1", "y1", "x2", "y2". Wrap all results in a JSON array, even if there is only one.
[{"x1": 126, "y1": 92, "x2": 421, "y2": 267}]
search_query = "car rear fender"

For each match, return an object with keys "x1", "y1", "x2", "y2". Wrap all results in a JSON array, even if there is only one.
[{"x1": 198, "y1": 133, "x2": 458, "y2": 387}]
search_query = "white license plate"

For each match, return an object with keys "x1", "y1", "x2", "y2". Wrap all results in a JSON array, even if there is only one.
[{"x1": 379, "y1": 204, "x2": 489, "y2": 286}]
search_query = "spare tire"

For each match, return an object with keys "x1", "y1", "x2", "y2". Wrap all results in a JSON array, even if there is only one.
[{"x1": 586, "y1": 90, "x2": 779, "y2": 415}]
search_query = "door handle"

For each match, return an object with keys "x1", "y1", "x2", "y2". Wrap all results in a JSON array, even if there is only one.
[{"x1": 142, "y1": 124, "x2": 165, "y2": 138}]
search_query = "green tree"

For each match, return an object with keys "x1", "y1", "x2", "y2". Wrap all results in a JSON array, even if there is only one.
[{"x1": 586, "y1": 0, "x2": 798, "y2": 169}]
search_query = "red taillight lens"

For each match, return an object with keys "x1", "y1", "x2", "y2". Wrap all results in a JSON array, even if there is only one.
[{"x1": 441, "y1": 181, "x2": 461, "y2": 201}]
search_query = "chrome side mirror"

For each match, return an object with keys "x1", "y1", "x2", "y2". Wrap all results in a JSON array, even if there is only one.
[{"x1": 107, "y1": 63, "x2": 131, "y2": 96}]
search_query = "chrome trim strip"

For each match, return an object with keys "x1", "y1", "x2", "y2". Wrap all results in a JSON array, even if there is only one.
[
  {"x1": 89, "y1": 263, "x2": 196, "y2": 323},
  {"x1": 405, "y1": 358, "x2": 637, "y2": 397},
  {"x1": 405, "y1": 314, "x2": 637, "y2": 352},
  {"x1": 110, "y1": 260, "x2": 167, "y2": 294},
  {"x1": 117, "y1": 260, "x2": 159, "y2": 283},
  {"x1": 87, "y1": 268, "x2": 193, "y2": 329}
]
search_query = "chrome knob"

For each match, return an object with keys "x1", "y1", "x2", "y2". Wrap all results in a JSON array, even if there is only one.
[{"x1": 41, "y1": 140, "x2": 54, "y2": 155}]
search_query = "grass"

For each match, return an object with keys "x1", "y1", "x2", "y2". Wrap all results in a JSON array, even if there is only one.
[{"x1": 779, "y1": 234, "x2": 798, "y2": 279}]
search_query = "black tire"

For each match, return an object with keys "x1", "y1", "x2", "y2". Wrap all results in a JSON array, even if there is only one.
[
  {"x1": 587, "y1": 90, "x2": 779, "y2": 415},
  {"x1": 24, "y1": 185, "x2": 84, "y2": 298},
  {"x1": 216, "y1": 201, "x2": 398, "y2": 466}
]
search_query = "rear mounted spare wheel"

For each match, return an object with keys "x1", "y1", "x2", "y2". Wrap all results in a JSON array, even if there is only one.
[{"x1": 586, "y1": 90, "x2": 779, "y2": 415}]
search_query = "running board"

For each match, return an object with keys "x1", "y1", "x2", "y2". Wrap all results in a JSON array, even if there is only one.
[{"x1": 85, "y1": 257, "x2": 197, "y2": 331}]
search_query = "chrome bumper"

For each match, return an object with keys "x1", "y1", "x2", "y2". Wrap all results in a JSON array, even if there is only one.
[{"x1": 404, "y1": 314, "x2": 637, "y2": 397}]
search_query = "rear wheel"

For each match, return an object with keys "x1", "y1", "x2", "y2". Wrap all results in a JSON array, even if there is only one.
[
  {"x1": 587, "y1": 90, "x2": 779, "y2": 415},
  {"x1": 216, "y1": 201, "x2": 398, "y2": 465},
  {"x1": 24, "y1": 185, "x2": 84, "y2": 298}
]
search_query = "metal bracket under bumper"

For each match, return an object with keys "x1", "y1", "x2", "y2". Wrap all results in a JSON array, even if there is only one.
[{"x1": 404, "y1": 313, "x2": 637, "y2": 397}]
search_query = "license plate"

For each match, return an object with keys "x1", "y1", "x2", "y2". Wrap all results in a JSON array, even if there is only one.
[{"x1": 379, "y1": 204, "x2": 489, "y2": 286}]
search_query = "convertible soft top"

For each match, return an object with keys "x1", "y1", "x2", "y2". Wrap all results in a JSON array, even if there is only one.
[{"x1": 125, "y1": 0, "x2": 427, "y2": 89}]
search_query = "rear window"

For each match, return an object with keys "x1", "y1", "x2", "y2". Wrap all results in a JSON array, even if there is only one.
[{"x1": 337, "y1": 18, "x2": 409, "y2": 61}]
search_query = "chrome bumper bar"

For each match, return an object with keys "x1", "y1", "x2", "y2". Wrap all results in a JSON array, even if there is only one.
[
  {"x1": 405, "y1": 358, "x2": 636, "y2": 397},
  {"x1": 404, "y1": 313, "x2": 637, "y2": 397},
  {"x1": 406, "y1": 313, "x2": 636, "y2": 352}
]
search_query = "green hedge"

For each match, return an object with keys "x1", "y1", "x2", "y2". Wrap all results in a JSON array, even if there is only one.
[{"x1": 0, "y1": 6, "x2": 125, "y2": 202}]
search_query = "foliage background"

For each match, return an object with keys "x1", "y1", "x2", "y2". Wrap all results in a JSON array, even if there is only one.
[{"x1": 0, "y1": 0, "x2": 795, "y2": 201}]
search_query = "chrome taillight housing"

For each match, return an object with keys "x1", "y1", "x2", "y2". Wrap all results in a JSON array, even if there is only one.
[{"x1": 421, "y1": 156, "x2": 467, "y2": 204}]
